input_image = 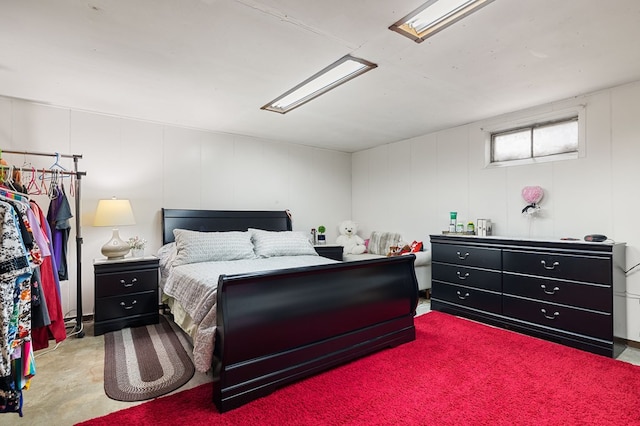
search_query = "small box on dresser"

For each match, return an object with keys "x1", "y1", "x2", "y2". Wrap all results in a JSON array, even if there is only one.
[{"x1": 93, "y1": 256, "x2": 160, "y2": 336}]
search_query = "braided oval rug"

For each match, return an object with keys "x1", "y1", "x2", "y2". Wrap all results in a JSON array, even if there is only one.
[{"x1": 103, "y1": 316, "x2": 195, "y2": 402}]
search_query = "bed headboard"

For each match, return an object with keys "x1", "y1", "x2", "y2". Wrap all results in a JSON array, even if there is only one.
[{"x1": 161, "y1": 209, "x2": 293, "y2": 244}]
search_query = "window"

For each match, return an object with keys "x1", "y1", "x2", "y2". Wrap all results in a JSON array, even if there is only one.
[{"x1": 485, "y1": 106, "x2": 584, "y2": 167}]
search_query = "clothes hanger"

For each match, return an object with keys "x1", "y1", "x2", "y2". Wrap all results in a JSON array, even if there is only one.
[
  {"x1": 69, "y1": 172, "x2": 76, "y2": 197},
  {"x1": 0, "y1": 165, "x2": 19, "y2": 192},
  {"x1": 39, "y1": 168, "x2": 48, "y2": 196},
  {"x1": 0, "y1": 164, "x2": 30, "y2": 201},
  {"x1": 48, "y1": 152, "x2": 67, "y2": 171},
  {"x1": 0, "y1": 186, "x2": 29, "y2": 202},
  {"x1": 26, "y1": 167, "x2": 40, "y2": 195},
  {"x1": 47, "y1": 170, "x2": 60, "y2": 199}
]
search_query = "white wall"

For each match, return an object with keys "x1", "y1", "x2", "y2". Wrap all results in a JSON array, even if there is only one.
[
  {"x1": 5, "y1": 79, "x2": 640, "y2": 341},
  {"x1": 0, "y1": 96, "x2": 352, "y2": 319},
  {"x1": 352, "y1": 79, "x2": 640, "y2": 342}
]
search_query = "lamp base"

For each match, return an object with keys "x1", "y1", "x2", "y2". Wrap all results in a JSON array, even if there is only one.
[{"x1": 101, "y1": 229, "x2": 130, "y2": 260}]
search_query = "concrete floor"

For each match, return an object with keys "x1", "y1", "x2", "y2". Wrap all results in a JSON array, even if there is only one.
[
  {"x1": 2, "y1": 299, "x2": 639, "y2": 426},
  {"x1": 0, "y1": 320, "x2": 213, "y2": 426}
]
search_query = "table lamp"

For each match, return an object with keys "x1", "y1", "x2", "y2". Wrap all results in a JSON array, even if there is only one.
[{"x1": 93, "y1": 197, "x2": 136, "y2": 260}]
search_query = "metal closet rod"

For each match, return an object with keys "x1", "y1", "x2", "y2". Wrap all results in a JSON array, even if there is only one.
[
  {"x1": 0, "y1": 148, "x2": 86, "y2": 176},
  {"x1": 0, "y1": 148, "x2": 83, "y2": 160},
  {"x1": 0, "y1": 164, "x2": 86, "y2": 176}
]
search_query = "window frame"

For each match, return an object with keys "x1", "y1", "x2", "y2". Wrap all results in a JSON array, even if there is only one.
[{"x1": 483, "y1": 105, "x2": 585, "y2": 168}]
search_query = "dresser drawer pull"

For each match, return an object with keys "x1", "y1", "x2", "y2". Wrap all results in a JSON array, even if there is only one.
[
  {"x1": 540, "y1": 284, "x2": 560, "y2": 295},
  {"x1": 120, "y1": 278, "x2": 138, "y2": 287},
  {"x1": 456, "y1": 291, "x2": 470, "y2": 300},
  {"x1": 540, "y1": 260, "x2": 560, "y2": 270},
  {"x1": 456, "y1": 251, "x2": 470, "y2": 260},
  {"x1": 120, "y1": 300, "x2": 137, "y2": 310},
  {"x1": 456, "y1": 271, "x2": 470, "y2": 280},
  {"x1": 540, "y1": 308, "x2": 559, "y2": 320}
]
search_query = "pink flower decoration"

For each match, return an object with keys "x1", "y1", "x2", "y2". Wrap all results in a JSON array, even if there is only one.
[{"x1": 522, "y1": 186, "x2": 544, "y2": 204}]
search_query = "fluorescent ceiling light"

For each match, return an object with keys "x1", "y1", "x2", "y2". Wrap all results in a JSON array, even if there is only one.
[
  {"x1": 389, "y1": 0, "x2": 495, "y2": 43},
  {"x1": 261, "y1": 55, "x2": 377, "y2": 114}
]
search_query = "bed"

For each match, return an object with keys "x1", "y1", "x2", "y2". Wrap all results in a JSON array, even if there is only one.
[{"x1": 160, "y1": 208, "x2": 419, "y2": 412}]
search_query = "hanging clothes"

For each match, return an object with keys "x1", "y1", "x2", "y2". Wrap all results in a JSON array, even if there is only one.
[
  {"x1": 0, "y1": 149, "x2": 85, "y2": 417},
  {"x1": 0, "y1": 198, "x2": 35, "y2": 349},
  {"x1": 0, "y1": 201, "x2": 32, "y2": 416},
  {"x1": 46, "y1": 184, "x2": 72, "y2": 281},
  {"x1": 0, "y1": 194, "x2": 48, "y2": 336},
  {"x1": 30, "y1": 201, "x2": 66, "y2": 350}
]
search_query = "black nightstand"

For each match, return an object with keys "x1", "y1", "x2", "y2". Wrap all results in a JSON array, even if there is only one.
[
  {"x1": 93, "y1": 256, "x2": 160, "y2": 336},
  {"x1": 314, "y1": 245, "x2": 343, "y2": 261}
]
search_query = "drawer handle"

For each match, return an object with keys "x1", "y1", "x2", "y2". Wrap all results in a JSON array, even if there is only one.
[
  {"x1": 540, "y1": 308, "x2": 559, "y2": 320},
  {"x1": 456, "y1": 251, "x2": 470, "y2": 260},
  {"x1": 120, "y1": 300, "x2": 137, "y2": 310},
  {"x1": 456, "y1": 271, "x2": 470, "y2": 280},
  {"x1": 540, "y1": 260, "x2": 559, "y2": 270},
  {"x1": 540, "y1": 284, "x2": 560, "y2": 295},
  {"x1": 456, "y1": 291, "x2": 470, "y2": 300},
  {"x1": 120, "y1": 278, "x2": 138, "y2": 287}
]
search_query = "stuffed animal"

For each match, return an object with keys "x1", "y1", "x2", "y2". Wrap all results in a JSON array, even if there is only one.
[{"x1": 336, "y1": 220, "x2": 367, "y2": 255}]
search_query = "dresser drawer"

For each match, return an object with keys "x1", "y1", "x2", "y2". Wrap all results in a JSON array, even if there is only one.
[
  {"x1": 503, "y1": 295, "x2": 612, "y2": 340},
  {"x1": 432, "y1": 263, "x2": 502, "y2": 292},
  {"x1": 432, "y1": 281, "x2": 501, "y2": 314},
  {"x1": 432, "y1": 243, "x2": 501, "y2": 269},
  {"x1": 95, "y1": 269, "x2": 158, "y2": 298},
  {"x1": 503, "y1": 274, "x2": 611, "y2": 312},
  {"x1": 94, "y1": 291, "x2": 158, "y2": 322},
  {"x1": 503, "y1": 250, "x2": 611, "y2": 285}
]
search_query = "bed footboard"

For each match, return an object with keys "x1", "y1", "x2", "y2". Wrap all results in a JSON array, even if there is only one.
[{"x1": 213, "y1": 254, "x2": 419, "y2": 412}]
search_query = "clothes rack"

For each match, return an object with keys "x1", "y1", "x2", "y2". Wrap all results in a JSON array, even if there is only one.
[{"x1": 0, "y1": 149, "x2": 86, "y2": 338}]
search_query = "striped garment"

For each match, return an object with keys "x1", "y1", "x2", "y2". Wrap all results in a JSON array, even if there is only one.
[{"x1": 367, "y1": 231, "x2": 402, "y2": 255}]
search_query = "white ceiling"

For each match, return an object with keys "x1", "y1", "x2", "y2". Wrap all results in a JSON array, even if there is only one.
[{"x1": 1, "y1": 0, "x2": 640, "y2": 152}]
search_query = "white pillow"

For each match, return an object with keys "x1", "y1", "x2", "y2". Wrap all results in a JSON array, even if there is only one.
[
  {"x1": 249, "y1": 228, "x2": 317, "y2": 258},
  {"x1": 172, "y1": 229, "x2": 256, "y2": 266}
]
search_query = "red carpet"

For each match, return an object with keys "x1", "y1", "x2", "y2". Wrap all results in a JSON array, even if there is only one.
[{"x1": 77, "y1": 311, "x2": 640, "y2": 425}]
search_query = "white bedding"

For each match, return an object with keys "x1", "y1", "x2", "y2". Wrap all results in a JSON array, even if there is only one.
[{"x1": 160, "y1": 248, "x2": 337, "y2": 372}]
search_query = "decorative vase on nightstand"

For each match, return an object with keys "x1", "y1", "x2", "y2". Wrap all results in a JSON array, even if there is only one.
[{"x1": 128, "y1": 236, "x2": 147, "y2": 258}]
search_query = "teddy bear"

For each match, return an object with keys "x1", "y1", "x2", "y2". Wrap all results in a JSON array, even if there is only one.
[{"x1": 336, "y1": 220, "x2": 367, "y2": 255}]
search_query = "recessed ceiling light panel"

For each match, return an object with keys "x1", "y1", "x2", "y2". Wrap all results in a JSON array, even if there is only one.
[
  {"x1": 261, "y1": 55, "x2": 377, "y2": 114},
  {"x1": 390, "y1": 0, "x2": 495, "y2": 43}
]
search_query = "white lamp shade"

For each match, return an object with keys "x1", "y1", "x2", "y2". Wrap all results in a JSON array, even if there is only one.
[
  {"x1": 93, "y1": 198, "x2": 136, "y2": 227},
  {"x1": 93, "y1": 198, "x2": 136, "y2": 260}
]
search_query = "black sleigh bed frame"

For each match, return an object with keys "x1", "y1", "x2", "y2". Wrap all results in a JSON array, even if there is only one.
[{"x1": 161, "y1": 209, "x2": 419, "y2": 412}]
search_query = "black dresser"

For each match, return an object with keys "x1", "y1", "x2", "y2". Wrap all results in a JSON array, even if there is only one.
[
  {"x1": 93, "y1": 256, "x2": 160, "y2": 335},
  {"x1": 430, "y1": 234, "x2": 626, "y2": 357}
]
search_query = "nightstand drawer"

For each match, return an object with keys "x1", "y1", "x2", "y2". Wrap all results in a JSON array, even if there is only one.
[
  {"x1": 95, "y1": 269, "x2": 158, "y2": 298},
  {"x1": 94, "y1": 291, "x2": 158, "y2": 322}
]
